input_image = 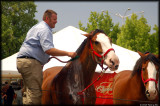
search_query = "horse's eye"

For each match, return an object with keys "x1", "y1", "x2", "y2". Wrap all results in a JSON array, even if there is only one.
[{"x1": 95, "y1": 41, "x2": 99, "y2": 45}]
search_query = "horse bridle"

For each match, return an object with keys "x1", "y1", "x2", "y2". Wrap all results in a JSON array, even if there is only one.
[
  {"x1": 141, "y1": 68, "x2": 158, "y2": 86},
  {"x1": 90, "y1": 40, "x2": 115, "y2": 70}
]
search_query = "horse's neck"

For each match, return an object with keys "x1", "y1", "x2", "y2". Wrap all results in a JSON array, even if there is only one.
[
  {"x1": 59, "y1": 42, "x2": 97, "y2": 89},
  {"x1": 78, "y1": 45, "x2": 97, "y2": 86},
  {"x1": 130, "y1": 73, "x2": 145, "y2": 94}
]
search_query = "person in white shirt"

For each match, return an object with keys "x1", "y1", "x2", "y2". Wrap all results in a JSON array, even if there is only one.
[{"x1": 17, "y1": 9, "x2": 77, "y2": 105}]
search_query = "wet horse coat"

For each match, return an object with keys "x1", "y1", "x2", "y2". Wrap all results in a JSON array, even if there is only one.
[
  {"x1": 112, "y1": 52, "x2": 159, "y2": 104},
  {"x1": 42, "y1": 29, "x2": 119, "y2": 104}
]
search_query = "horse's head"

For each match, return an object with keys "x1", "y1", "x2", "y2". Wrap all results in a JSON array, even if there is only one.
[
  {"x1": 138, "y1": 51, "x2": 159, "y2": 100},
  {"x1": 83, "y1": 29, "x2": 119, "y2": 71}
]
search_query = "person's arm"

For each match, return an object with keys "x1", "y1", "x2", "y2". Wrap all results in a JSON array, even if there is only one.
[{"x1": 45, "y1": 48, "x2": 77, "y2": 58}]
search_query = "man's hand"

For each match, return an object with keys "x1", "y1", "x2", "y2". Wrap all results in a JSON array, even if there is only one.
[{"x1": 67, "y1": 52, "x2": 77, "y2": 58}]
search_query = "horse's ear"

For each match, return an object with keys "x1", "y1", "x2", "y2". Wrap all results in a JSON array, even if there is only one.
[
  {"x1": 137, "y1": 51, "x2": 144, "y2": 57},
  {"x1": 82, "y1": 33, "x2": 91, "y2": 38}
]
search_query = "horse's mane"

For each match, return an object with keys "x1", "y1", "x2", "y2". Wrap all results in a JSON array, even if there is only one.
[
  {"x1": 75, "y1": 38, "x2": 87, "y2": 56},
  {"x1": 131, "y1": 53, "x2": 160, "y2": 77}
]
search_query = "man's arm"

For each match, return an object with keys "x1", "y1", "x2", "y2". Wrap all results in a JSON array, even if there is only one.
[{"x1": 45, "y1": 48, "x2": 77, "y2": 58}]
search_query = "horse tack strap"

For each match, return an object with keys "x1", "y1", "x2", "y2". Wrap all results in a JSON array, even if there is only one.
[
  {"x1": 90, "y1": 40, "x2": 115, "y2": 58},
  {"x1": 141, "y1": 69, "x2": 158, "y2": 85},
  {"x1": 77, "y1": 92, "x2": 85, "y2": 104},
  {"x1": 103, "y1": 48, "x2": 115, "y2": 57},
  {"x1": 90, "y1": 40, "x2": 114, "y2": 71},
  {"x1": 143, "y1": 78, "x2": 158, "y2": 84}
]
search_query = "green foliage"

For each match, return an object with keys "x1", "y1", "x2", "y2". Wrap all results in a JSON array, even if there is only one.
[
  {"x1": 78, "y1": 11, "x2": 120, "y2": 44},
  {"x1": 117, "y1": 14, "x2": 158, "y2": 54},
  {"x1": 1, "y1": 1, "x2": 38, "y2": 59},
  {"x1": 149, "y1": 25, "x2": 159, "y2": 54},
  {"x1": 79, "y1": 12, "x2": 158, "y2": 55}
]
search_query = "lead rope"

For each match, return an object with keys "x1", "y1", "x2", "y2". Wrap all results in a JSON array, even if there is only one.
[
  {"x1": 48, "y1": 55, "x2": 80, "y2": 63},
  {"x1": 42, "y1": 55, "x2": 79, "y2": 68}
]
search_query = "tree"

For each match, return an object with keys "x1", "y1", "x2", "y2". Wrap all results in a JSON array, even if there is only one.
[
  {"x1": 1, "y1": 1, "x2": 38, "y2": 59},
  {"x1": 148, "y1": 25, "x2": 159, "y2": 55},
  {"x1": 116, "y1": 14, "x2": 157, "y2": 54},
  {"x1": 78, "y1": 11, "x2": 158, "y2": 55},
  {"x1": 78, "y1": 11, "x2": 120, "y2": 44}
]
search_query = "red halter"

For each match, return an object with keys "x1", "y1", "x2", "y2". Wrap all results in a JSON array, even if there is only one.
[
  {"x1": 141, "y1": 69, "x2": 158, "y2": 86},
  {"x1": 90, "y1": 40, "x2": 115, "y2": 70}
]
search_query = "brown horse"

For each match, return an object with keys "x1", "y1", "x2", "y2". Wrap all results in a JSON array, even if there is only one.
[
  {"x1": 112, "y1": 51, "x2": 159, "y2": 105},
  {"x1": 41, "y1": 29, "x2": 119, "y2": 104}
]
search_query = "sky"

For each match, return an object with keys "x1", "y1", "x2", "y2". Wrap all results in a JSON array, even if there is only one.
[{"x1": 34, "y1": 1, "x2": 159, "y2": 34}]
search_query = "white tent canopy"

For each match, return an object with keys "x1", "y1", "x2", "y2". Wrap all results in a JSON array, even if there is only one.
[
  {"x1": 1, "y1": 26, "x2": 140, "y2": 77},
  {"x1": 1, "y1": 53, "x2": 22, "y2": 78}
]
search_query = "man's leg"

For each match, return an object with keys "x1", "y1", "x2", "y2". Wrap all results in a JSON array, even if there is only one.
[{"x1": 17, "y1": 58, "x2": 43, "y2": 105}]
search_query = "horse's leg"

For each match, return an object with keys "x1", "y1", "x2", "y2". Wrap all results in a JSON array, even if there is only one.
[{"x1": 84, "y1": 86, "x2": 96, "y2": 104}]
